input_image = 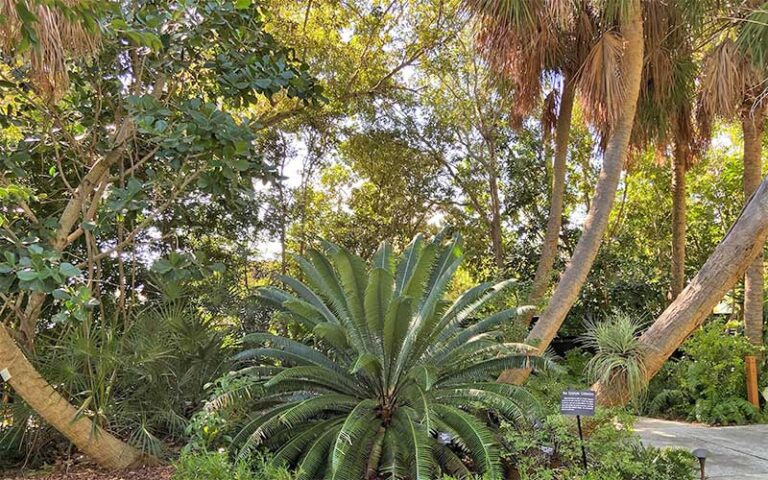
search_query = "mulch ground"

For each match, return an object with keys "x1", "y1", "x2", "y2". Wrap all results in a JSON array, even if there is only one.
[{"x1": 0, "y1": 466, "x2": 174, "y2": 480}]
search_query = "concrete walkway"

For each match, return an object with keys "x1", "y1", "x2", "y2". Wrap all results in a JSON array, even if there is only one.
[{"x1": 635, "y1": 417, "x2": 768, "y2": 479}]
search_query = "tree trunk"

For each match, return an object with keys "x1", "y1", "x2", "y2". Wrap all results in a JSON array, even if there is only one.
[
  {"x1": 594, "y1": 175, "x2": 768, "y2": 406},
  {"x1": 0, "y1": 325, "x2": 150, "y2": 469},
  {"x1": 498, "y1": 7, "x2": 644, "y2": 384},
  {"x1": 18, "y1": 125, "x2": 131, "y2": 347},
  {"x1": 670, "y1": 144, "x2": 687, "y2": 300},
  {"x1": 743, "y1": 111, "x2": 765, "y2": 347},
  {"x1": 522, "y1": 76, "x2": 576, "y2": 325},
  {"x1": 489, "y1": 170, "x2": 505, "y2": 272}
]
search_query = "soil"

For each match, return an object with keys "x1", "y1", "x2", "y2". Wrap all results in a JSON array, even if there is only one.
[{"x1": 0, "y1": 466, "x2": 174, "y2": 480}]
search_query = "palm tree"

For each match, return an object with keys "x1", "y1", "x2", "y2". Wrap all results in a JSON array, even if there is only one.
[
  {"x1": 214, "y1": 232, "x2": 541, "y2": 480},
  {"x1": 0, "y1": 2, "x2": 148, "y2": 469},
  {"x1": 466, "y1": 0, "x2": 646, "y2": 384},
  {"x1": 593, "y1": 5, "x2": 768, "y2": 403},
  {"x1": 697, "y1": 8, "x2": 768, "y2": 347},
  {"x1": 631, "y1": 1, "x2": 699, "y2": 301},
  {"x1": 467, "y1": 1, "x2": 595, "y2": 323}
]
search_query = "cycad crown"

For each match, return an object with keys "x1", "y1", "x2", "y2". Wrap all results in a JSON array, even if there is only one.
[{"x1": 224, "y1": 230, "x2": 540, "y2": 480}]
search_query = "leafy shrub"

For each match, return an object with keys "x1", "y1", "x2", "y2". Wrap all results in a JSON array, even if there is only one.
[
  {"x1": 0, "y1": 282, "x2": 234, "y2": 465},
  {"x1": 501, "y1": 409, "x2": 696, "y2": 480},
  {"x1": 173, "y1": 451, "x2": 293, "y2": 480},
  {"x1": 209, "y1": 232, "x2": 543, "y2": 479},
  {"x1": 644, "y1": 319, "x2": 763, "y2": 425},
  {"x1": 526, "y1": 348, "x2": 589, "y2": 408}
]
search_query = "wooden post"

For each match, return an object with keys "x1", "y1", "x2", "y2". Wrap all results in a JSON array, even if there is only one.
[{"x1": 745, "y1": 355, "x2": 759, "y2": 407}]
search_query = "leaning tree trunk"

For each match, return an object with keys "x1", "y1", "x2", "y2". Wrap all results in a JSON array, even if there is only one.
[
  {"x1": 0, "y1": 325, "x2": 149, "y2": 469},
  {"x1": 595, "y1": 175, "x2": 768, "y2": 406},
  {"x1": 522, "y1": 76, "x2": 576, "y2": 326},
  {"x1": 670, "y1": 144, "x2": 688, "y2": 300},
  {"x1": 743, "y1": 111, "x2": 765, "y2": 347},
  {"x1": 498, "y1": 7, "x2": 645, "y2": 384}
]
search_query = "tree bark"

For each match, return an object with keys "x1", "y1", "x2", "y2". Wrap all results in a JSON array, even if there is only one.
[
  {"x1": 743, "y1": 111, "x2": 765, "y2": 347},
  {"x1": 19, "y1": 123, "x2": 131, "y2": 347},
  {"x1": 0, "y1": 324, "x2": 150, "y2": 469},
  {"x1": 489, "y1": 169, "x2": 505, "y2": 272},
  {"x1": 522, "y1": 76, "x2": 576, "y2": 325},
  {"x1": 594, "y1": 175, "x2": 768, "y2": 406},
  {"x1": 498, "y1": 6, "x2": 644, "y2": 384},
  {"x1": 670, "y1": 144, "x2": 687, "y2": 300}
]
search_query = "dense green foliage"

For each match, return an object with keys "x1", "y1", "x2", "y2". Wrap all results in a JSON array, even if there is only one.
[
  {"x1": 502, "y1": 410, "x2": 696, "y2": 480},
  {"x1": 0, "y1": 277, "x2": 235, "y2": 465},
  {"x1": 644, "y1": 320, "x2": 764, "y2": 425},
  {"x1": 173, "y1": 451, "x2": 293, "y2": 480}
]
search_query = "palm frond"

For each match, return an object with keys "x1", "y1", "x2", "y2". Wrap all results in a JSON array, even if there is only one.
[{"x1": 577, "y1": 30, "x2": 628, "y2": 128}]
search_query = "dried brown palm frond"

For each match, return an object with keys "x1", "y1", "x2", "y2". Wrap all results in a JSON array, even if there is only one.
[
  {"x1": 698, "y1": 39, "x2": 754, "y2": 120},
  {"x1": 463, "y1": 0, "x2": 544, "y2": 28},
  {"x1": 541, "y1": 87, "x2": 559, "y2": 143},
  {"x1": 0, "y1": 0, "x2": 100, "y2": 99},
  {"x1": 546, "y1": 0, "x2": 577, "y2": 30},
  {"x1": 576, "y1": 30, "x2": 627, "y2": 128},
  {"x1": 642, "y1": 0, "x2": 680, "y2": 105},
  {"x1": 474, "y1": 16, "x2": 551, "y2": 123},
  {"x1": 571, "y1": 8, "x2": 598, "y2": 70}
]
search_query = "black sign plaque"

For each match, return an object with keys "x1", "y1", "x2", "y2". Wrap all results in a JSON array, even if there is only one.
[{"x1": 560, "y1": 390, "x2": 596, "y2": 416}]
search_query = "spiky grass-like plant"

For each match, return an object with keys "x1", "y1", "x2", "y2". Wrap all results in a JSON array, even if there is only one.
[
  {"x1": 219, "y1": 231, "x2": 541, "y2": 480},
  {"x1": 583, "y1": 312, "x2": 647, "y2": 401}
]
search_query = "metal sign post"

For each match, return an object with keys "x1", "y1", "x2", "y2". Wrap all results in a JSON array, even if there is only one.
[{"x1": 560, "y1": 389, "x2": 596, "y2": 473}]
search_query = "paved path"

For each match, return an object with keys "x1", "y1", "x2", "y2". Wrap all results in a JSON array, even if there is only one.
[{"x1": 635, "y1": 417, "x2": 768, "y2": 479}]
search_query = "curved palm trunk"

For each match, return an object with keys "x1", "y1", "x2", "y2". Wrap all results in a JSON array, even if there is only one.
[
  {"x1": 743, "y1": 111, "x2": 765, "y2": 347},
  {"x1": 499, "y1": 8, "x2": 645, "y2": 384},
  {"x1": 670, "y1": 144, "x2": 687, "y2": 300},
  {"x1": 0, "y1": 325, "x2": 149, "y2": 469},
  {"x1": 594, "y1": 175, "x2": 768, "y2": 406},
  {"x1": 522, "y1": 77, "x2": 576, "y2": 326}
]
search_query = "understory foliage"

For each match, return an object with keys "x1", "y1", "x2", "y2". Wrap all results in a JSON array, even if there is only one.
[
  {"x1": 204, "y1": 231, "x2": 544, "y2": 480},
  {"x1": 0, "y1": 279, "x2": 235, "y2": 465},
  {"x1": 502, "y1": 409, "x2": 697, "y2": 480},
  {"x1": 173, "y1": 451, "x2": 293, "y2": 480},
  {"x1": 644, "y1": 319, "x2": 764, "y2": 425}
]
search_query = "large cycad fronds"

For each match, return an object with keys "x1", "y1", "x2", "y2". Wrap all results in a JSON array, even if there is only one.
[{"x1": 217, "y1": 231, "x2": 542, "y2": 480}]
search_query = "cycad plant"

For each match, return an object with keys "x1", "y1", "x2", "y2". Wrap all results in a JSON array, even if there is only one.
[{"x1": 221, "y1": 231, "x2": 541, "y2": 480}]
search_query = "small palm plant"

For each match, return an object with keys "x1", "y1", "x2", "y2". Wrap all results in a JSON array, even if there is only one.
[
  {"x1": 583, "y1": 312, "x2": 648, "y2": 401},
  {"x1": 219, "y1": 231, "x2": 540, "y2": 480}
]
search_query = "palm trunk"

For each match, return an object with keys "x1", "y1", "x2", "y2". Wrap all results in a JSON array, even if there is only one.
[
  {"x1": 594, "y1": 175, "x2": 768, "y2": 406},
  {"x1": 743, "y1": 111, "x2": 765, "y2": 347},
  {"x1": 499, "y1": 7, "x2": 644, "y2": 384},
  {"x1": 522, "y1": 76, "x2": 576, "y2": 325},
  {"x1": 0, "y1": 325, "x2": 150, "y2": 469},
  {"x1": 670, "y1": 144, "x2": 687, "y2": 300}
]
